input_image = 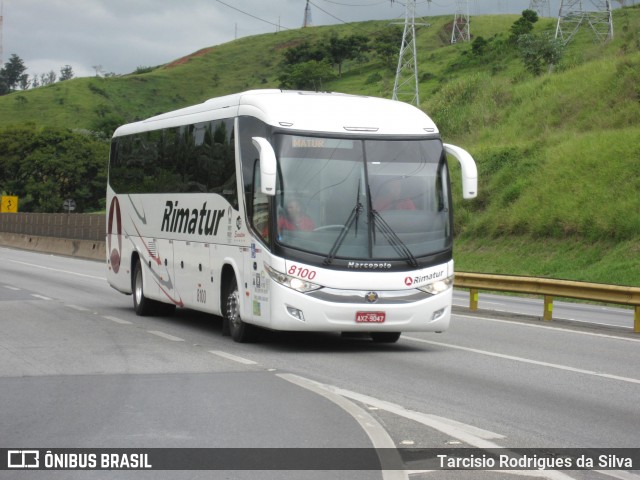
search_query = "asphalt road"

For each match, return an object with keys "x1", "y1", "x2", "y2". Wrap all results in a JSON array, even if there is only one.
[{"x1": 1, "y1": 247, "x2": 638, "y2": 480}]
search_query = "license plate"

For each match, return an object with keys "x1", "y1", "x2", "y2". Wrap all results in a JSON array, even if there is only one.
[{"x1": 356, "y1": 311, "x2": 386, "y2": 323}]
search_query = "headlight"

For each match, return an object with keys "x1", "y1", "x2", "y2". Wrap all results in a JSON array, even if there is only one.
[
  {"x1": 418, "y1": 275, "x2": 454, "y2": 295},
  {"x1": 265, "y1": 264, "x2": 322, "y2": 293}
]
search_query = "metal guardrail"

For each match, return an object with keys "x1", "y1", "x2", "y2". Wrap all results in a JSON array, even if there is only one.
[{"x1": 455, "y1": 272, "x2": 640, "y2": 333}]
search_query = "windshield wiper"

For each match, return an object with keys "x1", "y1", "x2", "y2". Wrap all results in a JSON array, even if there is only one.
[
  {"x1": 323, "y1": 201, "x2": 362, "y2": 266},
  {"x1": 370, "y1": 209, "x2": 419, "y2": 268}
]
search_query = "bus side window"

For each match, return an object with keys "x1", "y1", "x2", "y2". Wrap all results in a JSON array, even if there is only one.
[{"x1": 251, "y1": 160, "x2": 270, "y2": 243}]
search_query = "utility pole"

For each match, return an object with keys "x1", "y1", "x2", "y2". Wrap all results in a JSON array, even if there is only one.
[
  {"x1": 392, "y1": 0, "x2": 429, "y2": 106},
  {"x1": 555, "y1": 0, "x2": 613, "y2": 44},
  {"x1": 303, "y1": 0, "x2": 312, "y2": 28},
  {"x1": 451, "y1": 0, "x2": 471, "y2": 44},
  {"x1": 529, "y1": 0, "x2": 551, "y2": 17}
]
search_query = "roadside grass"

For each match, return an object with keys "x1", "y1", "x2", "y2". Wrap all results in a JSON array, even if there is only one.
[{"x1": 454, "y1": 236, "x2": 640, "y2": 286}]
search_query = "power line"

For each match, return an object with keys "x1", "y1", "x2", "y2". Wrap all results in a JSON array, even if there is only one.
[{"x1": 213, "y1": 0, "x2": 292, "y2": 31}]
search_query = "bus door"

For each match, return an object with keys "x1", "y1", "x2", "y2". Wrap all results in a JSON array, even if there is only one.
[
  {"x1": 243, "y1": 240, "x2": 271, "y2": 327},
  {"x1": 242, "y1": 157, "x2": 272, "y2": 327}
]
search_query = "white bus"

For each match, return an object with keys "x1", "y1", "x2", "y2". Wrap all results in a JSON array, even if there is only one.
[{"x1": 106, "y1": 89, "x2": 477, "y2": 343}]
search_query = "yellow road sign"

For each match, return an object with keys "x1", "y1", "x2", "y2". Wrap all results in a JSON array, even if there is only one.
[{"x1": 1, "y1": 196, "x2": 18, "y2": 213}]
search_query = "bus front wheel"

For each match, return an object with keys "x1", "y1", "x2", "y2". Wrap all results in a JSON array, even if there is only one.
[{"x1": 224, "y1": 277, "x2": 255, "y2": 343}]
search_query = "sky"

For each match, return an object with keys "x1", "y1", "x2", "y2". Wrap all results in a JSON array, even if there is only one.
[{"x1": 0, "y1": 0, "x2": 627, "y2": 80}]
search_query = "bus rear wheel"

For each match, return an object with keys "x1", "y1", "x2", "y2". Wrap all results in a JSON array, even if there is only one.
[
  {"x1": 224, "y1": 277, "x2": 255, "y2": 343},
  {"x1": 370, "y1": 332, "x2": 401, "y2": 343},
  {"x1": 133, "y1": 259, "x2": 155, "y2": 316},
  {"x1": 132, "y1": 258, "x2": 175, "y2": 316}
]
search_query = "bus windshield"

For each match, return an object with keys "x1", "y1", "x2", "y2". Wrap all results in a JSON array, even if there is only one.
[{"x1": 273, "y1": 134, "x2": 451, "y2": 264}]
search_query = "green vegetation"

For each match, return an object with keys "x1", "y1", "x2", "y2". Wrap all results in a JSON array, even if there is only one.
[
  {"x1": 0, "y1": 125, "x2": 108, "y2": 212},
  {"x1": 0, "y1": 6, "x2": 639, "y2": 285}
]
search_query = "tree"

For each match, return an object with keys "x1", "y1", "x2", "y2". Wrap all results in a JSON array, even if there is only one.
[
  {"x1": 0, "y1": 70, "x2": 9, "y2": 95},
  {"x1": 281, "y1": 41, "x2": 325, "y2": 66},
  {"x1": 471, "y1": 36, "x2": 488, "y2": 56},
  {"x1": 3, "y1": 54, "x2": 28, "y2": 90},
  {"x1": 18, "y1": 74, "x2": 31, "y2": 90},
  {"x1": 40, "y1": 70, "x2": 57, "y2": 86},
  {"x1": 277, "y1": 59, "x2": 336, "y2": 90},
  {"x1": 510, "y1": 9, "x2": 539, "y2": 43},
  {"x1": 325, "y1": 34, "x2": 369, "y2": 77},
  {"x1": 60, "y1": 65, "x2": 74, "y2": 81},
  {"x1": 0, "y1": 125, "x2": 108, "y2": 212},
  {"x1": 372, "y1": 27, "x2": 403, "y2": 70},
  {"x1": 518, "y1": 32, "x2": 564, "y2": 75}
]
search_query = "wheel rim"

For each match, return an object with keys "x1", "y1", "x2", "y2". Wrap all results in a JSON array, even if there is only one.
[
  {"x1": 227, "y1": 289, "x2": 241, "y2": 330},
  {"x1": 135, "y1": 267, "x2": 143, "y2": 305}
]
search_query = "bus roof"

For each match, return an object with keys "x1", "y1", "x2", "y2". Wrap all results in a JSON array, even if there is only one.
[{"x1": 112, "y1": 89, "x2": 439, "y2": 137}]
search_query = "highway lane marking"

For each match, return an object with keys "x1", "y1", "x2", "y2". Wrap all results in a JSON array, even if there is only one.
[
  {"x1": 278, "y1": 373, "x2": 408, "y2": 480},
  {"x1": 208, "y1": 350, "x2": 258, "y2": 365},
  {"x1": 3, "y1": 285, "x2": 21, "y2": 291},
  {"x1": 30, "y1": 294, "x2": 51, "y2": 300},
  {"x1": 103, "y1": 315, "x2": 132, "y2": 325},
  {"x1": 279, "y1": 374, "x2": 573, "y2": 480},
  {"x1": 8, "y1": 260, "x2": 104, "y2": 280},
  {"x1": 66, "y1": 304, "x2": 90, "y2": 311},
  {"x1": 147, "y1": 330, "x2": 184, "y2": 342},
  {"x1": 455, "y1": 313, "x2": 640, "y2": 343},
  {"x1": 404, "y1": 336, "x2": 640, "y2": 385}
]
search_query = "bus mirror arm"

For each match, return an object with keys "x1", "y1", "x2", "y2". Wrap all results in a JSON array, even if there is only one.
[
  {"x1": 252, "y1": 137, "x2": 277, "y2": 196},
  {"x1": 443, "y1": 143, "x2": 478, "y2": 200}
]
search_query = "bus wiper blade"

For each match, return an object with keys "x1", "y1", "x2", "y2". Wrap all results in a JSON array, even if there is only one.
[
  {"x1": 370, "y1": 210, "x2": 419, "y2": 268},
  {"x1": 323, "y1": 202, "x2": 362, "y2": 266}
]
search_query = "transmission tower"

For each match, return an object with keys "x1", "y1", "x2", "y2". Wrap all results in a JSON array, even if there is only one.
[
  {"x1": 392, "y1": 0, "x2": 429, "y2": 106},
  {"x1": 555, "y1": 0, "x2": 614, "y2": 44},
  {"x1": 451, "y1": 0, "x2": 470, "y2": 44},
  {"x1": 303, "y1": 0, "x2": 312, "y2": 28},
  {"x1": 529, "y1": 0, "x2": 551, "y2": 17}
]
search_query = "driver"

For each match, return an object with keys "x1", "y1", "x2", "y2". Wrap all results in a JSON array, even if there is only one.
[{"x1": 278, "y1": 198, "x2": 316, "y2": 231}]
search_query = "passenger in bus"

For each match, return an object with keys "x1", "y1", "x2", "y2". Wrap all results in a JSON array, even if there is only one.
[
  {"x1": 278, "y1": 198, "x2": 316, "y2": 231},
  {"x1": 374, "y1": 178, "x2": 417, "y2": 211}
]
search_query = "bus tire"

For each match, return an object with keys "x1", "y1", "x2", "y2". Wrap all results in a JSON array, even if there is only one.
[
  {"x1": 132, "y1": 258, "x2": 159, "y2": 316},
  {"x1": 370, "y1": 332, "x2": 401, "y2": 343},
  {"x1": 224, "y1": 276, "x2": 255, "y2": 343}
]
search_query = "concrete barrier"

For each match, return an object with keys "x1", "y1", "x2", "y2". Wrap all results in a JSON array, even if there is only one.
[{"x1": 0, "y1": 232, "x2": 105, "y2": 262}]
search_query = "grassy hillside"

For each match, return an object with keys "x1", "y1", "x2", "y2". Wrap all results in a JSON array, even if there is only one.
[{"x1": 1, "y1": 7, "x2": 639, "y2": 286}]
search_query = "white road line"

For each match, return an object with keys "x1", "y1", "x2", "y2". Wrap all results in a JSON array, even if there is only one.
[
  {"x1": 103, "y1": 315, "x2": 132, "y2": 325},
  {"x1": 278, "y1": 373, "x2": 408, "y2": 480},
  {"x1": 147, "y1": 330, "x2": 184, "y2": 342},
  {"x1": 278, "y1": 374, "x2": 573, "y2": 480},
  {"x1": 66, "y1": 304, "x2": 90, "y2": 311},
  {"x1": 30, "y1": 294, "x2": 51, "y2": 300},
  {"x1": 454, "y1": 313, "x2": 640, "y2": 343},
  {"x1": 208, "y1": 350, "x2": 258, "y2": 365},
  {"x1": 3, "y1": 285, "x2": 21, "y2": 291},
  {"x1": 9, "y1": 260, "x2": 104, "y2": 280},
  {"x1": 403, "y1": 336, "x2": 640, "y2": 385}
]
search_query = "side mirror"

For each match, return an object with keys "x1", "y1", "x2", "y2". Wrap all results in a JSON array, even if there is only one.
[
  {"x1": 443, "y1": 143, "x2": 478, "y2": 200},
  {"x1": 251, "y1": 137, "x2": 277, "y2": 196}
]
